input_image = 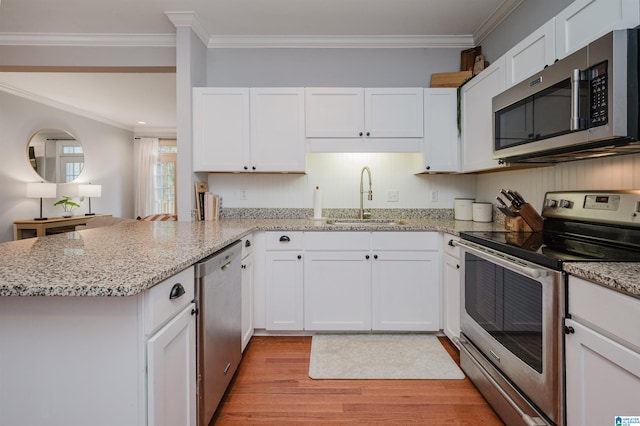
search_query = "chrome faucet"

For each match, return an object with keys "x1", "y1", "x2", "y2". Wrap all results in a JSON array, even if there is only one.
[{"x1": 359, "y1": 166, "x2": 372, "y2": 219}]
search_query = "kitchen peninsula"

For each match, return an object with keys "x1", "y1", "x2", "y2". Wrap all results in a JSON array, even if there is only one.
[{"x1": 1, "y1": 218, "x2": 639, "y2": 426}]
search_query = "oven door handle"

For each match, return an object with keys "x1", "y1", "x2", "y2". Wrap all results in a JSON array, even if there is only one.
[{"x1": 458, "y1": 241, "x2": 547, "y2": 279}]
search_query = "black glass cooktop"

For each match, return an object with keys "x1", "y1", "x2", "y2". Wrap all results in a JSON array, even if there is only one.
[{"x1": 460, "y1": 227, "x2": 640, "y2": 270}]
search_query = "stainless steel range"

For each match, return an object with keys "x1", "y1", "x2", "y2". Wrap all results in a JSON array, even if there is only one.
[{"x1": 458, "y1": 190, "x2": 640, "y2": 426}]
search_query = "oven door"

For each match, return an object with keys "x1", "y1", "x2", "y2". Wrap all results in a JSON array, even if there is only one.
[{"x1": 459, "y1": 240, "x2": 564, "y2": 425}]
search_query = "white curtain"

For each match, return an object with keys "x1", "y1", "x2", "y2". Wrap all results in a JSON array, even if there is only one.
[{"x1": 133, "y1": 137, "x2": 159, "y2": 219}]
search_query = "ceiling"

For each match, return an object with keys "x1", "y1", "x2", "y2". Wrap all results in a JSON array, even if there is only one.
[{"x1": 0, "y1": 0, "x2": 516, "y2": 132}]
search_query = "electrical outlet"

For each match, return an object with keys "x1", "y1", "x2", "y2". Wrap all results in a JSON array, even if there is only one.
[
  {"x1": 430, "y1": 190, "x2": 438, "y2": 202},
  {"x1": 239, "y1": 189, "x2": 248, "y2": 200},
  {"x1": 387, "y1": 190, "x2": 399, "y2": 202}
]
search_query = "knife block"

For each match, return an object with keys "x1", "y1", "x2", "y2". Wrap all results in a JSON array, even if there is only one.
[
  {"x1": 504, "y1": 216, "x2": 533, "y2": 232},
  {"x1": 518, "y1": 203, "x2": 544, "y2": 232}
]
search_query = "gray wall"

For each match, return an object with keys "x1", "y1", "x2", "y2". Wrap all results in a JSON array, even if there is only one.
[
  {"x1": 0, "y1": 91, "x2": 135, "y2": 242},
  {"x1": 480, "y1": 0, "x2": 575, "y2": 62},
  {"x1": 207, "y1": 48, "x2": 461, "y2": 87}
]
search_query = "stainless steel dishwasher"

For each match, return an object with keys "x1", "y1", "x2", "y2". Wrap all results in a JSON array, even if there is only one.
[{"x1": 194, "y1": 240, "x2": 242, "y2": 426}]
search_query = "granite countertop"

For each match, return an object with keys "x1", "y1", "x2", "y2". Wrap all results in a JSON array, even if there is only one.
[{"x1": 1, "y1": 216, "x2": 637, "y2": 298}]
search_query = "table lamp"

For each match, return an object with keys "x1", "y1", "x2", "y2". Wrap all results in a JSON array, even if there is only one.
[
  {"x1": 78, "y1": 184, "x2": 102, "y2": 216},
  {"x1": 26, "y1": 182, "x2": 57, "y2": 221}
]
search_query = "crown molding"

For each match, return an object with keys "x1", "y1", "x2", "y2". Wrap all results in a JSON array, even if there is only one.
[
  {"x1": 207, "y1": 34, "x2": 475, "y2": 49},
  {"x1": 165, "y1": 11, "x2": 210, "y2": 46},
  {"x1": 0, "y1": 82, "x2": 132, "y2": 131},
  {"x1": 473, "y1": 0, "x2": 524, "y2": 45},
  {"x1": 0, "y1": 32, "x2": 175, "y2": 47}
]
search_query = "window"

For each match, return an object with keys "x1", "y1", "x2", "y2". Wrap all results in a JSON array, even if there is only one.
[
  {"x1": 154, "y1": 139, "x2": 177, "y2": 214},
  {"x1": 58, "y1": 141, "x2": 84, "y2": 183}
]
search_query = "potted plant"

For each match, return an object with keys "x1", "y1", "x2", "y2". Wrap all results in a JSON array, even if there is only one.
[{"x1": 54, "y1": 196, "x2": 80, "y2": 217}]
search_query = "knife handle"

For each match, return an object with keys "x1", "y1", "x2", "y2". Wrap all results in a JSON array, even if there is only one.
[{"x1": 518, "y1": 203, "x2": 544, "y2": 232}]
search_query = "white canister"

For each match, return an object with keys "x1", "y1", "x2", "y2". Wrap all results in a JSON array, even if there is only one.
[
  {"x1": 454, "y1": 198, "x2": 474, "y2": 221},
  {"x1": 472, "y1": 202, "x2": 493, "y2": 223}
]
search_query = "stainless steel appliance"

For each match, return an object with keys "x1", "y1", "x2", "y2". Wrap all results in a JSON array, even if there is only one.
[
  {"x1": 194, "y1": 241, "x2": 242, "y2": 426},
  {"x1": 458, "y1": 190, "x2": 640, "y2": 426},
  {"x1": 493, "y1": 28, "x2": 640, "y2": 164}
]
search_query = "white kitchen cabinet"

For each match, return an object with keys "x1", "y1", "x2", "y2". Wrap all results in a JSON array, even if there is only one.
[
  {"x1": 418, "y1": 88, "x2": 459, "y2": 173},
  {"x1": 192, "y1": 87, "x2": 305, "y2": 172},
  {"x1": 241, "y1": 235, "x2": 255, "y2": 352},
  {"x1": 371, "y1": 251, "x2": 439, "y2": 331},
  {"x1": 460, "y1": 56, "x2": 507, "y2": 173},
  {"x1": 305, "y1": 87, "x2": 424, "y2": 152},
  {"x1": 504, "y1": 18, "x2": 556, "y2": 88},
  {"x1": 0, "y1": 267, "x2": 196, "y2": 426},
  {"x1": 441, "y1": 234, "x2": 461, "y2": 345},
  {"x1": 265, "y1": 232, "x2": 304, "y2": 330},
  {"x1": 555, "y1": 0, "x2": 640, "y2": 60},
  {"x1": 249, "y1": 88, "x2": 306, "y2": 172},
  {"x1": 304, "y1": 251, "x2": 372, "y2": 330},
  {"x1": 301, "y1": 231, "x2": 440, "y2": 332},
  {"x1": 147, "y1": 303, "x2": 197, "y2": 426},
  {"x1": 371, "y1": 232, "x2": 440, "y2": 331},
  {"x1": 565, "y1": 276, "x2": 640, "y2": 426}
]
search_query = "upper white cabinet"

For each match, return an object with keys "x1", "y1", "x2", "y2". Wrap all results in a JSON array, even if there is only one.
[
  {"x1": 193, "y1": 87, "x2": 306, "y2": 173},
  {"x1": 555, "y1": 0, "x2": 640, "y2": 59},
  {"x1": 419, "y1": 88, "x2": 459, "y2": 173},
  {"x1": 504, "y1": 19, "x2": 556, "y2": 88},
  {"x1": 305, "y1": 87, "x2": 424, "y2": 152},
  {"x1": 460, "y1": 56, "x2": 507, "y2": 173}
]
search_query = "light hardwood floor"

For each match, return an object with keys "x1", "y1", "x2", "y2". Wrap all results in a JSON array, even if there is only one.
[{"x1": 211, "y1": 336, "x2": 504, "y2": 425}]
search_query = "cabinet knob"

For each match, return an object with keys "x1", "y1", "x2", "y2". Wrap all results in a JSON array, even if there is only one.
[
  {"x1": 244, "y1": 166, "x2": 248, "y2": 170},
  {"x1": 456, "y1": 264, "x2": 460, "y2": 269},
  {"x1": 252, "y1": 166, "x2": 256, "y2": 170},
  {"x1": 373, "y1": 254, "x2": 378, "y2": 259},
  {"x1": 366, "y1": 132, "x2": 370, "y2": 137},
  {"x1": 359, "y1": 132, "x2": 363, "y2": 137},
  {"x1": 297, "y1": 255, "x2": 302, "y2": 260},
  {"x1": 564, "y1": 325, "x2": 575, "y2": 335},
  {"x1": 365, "y1": 255, "x2": 370, "y2": 260},
  {"x1": 498, "y1": 159, "x2": 505, "y2": 165},
  {"x1": 426, "y1": 166, "x2": 431, "y2": 170}
]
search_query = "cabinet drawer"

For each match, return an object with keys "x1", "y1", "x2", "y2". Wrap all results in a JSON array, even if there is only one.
[
  {"x1": 371, "y1": 232, "x2": 438, "y2": 251},
  {"x1": 304, "y1": 232, "x2": 371, "y2": 251},
  {"x1": 569, "y1": 276, "x2": 640, "y2": 349},
  {"x1": 265, "y1": 231, "x2": 304, "y2": 251},
  {"x1": 144, "y1": 267, "x2": 195, "y2": 336},
  {"x1": 442, "y1": 233, "x2": 460, "y2": 259}
]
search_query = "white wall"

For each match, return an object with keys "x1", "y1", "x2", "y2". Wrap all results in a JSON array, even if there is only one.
[
  {"x1": 477, "y1": 153, "x2": 640, "y2": 211},
  {"x1": 208, "y1": 153, "x2": 477, "y2": 210},
  {"x1": 0, "y1": 90, "x2": 135, "y2": 242}
]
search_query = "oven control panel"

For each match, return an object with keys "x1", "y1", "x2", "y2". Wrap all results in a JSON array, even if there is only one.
[{"x1": 543, "y1": 190, "x2": 640, "y2": 226}]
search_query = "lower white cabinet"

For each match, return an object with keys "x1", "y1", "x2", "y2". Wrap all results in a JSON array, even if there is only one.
[
  {"x1": 147, "y1": 303, "x2": 197, "y2": 426},
  {"x1": 0, "y1": 267, "x2": 196, "y2": 426},
  {"x1": 241, "y1": 235, "x2": 255, "y2": 351},
  {"x1": 265, "y1": 232, "x2": 304, "y2": 330},
  {"x1": 371, "y1": 250, "x2": 439, "y2": 331},
  {"x1": 441, "y1": 233, "x2": 461, "y2": 344},
  {"x1": 565, "y1": 276, "x2": 640, "y2": 426},
  {"x1": 304, "y1": 251, "x2": 372, "y2": 330},
  {"x1": 267, "y1": 231, "x2": 440, "y2": 332}
]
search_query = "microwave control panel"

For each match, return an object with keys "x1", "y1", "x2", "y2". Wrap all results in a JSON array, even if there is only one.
[{"x1": 589, "y1": 61, "x2": 608, "y2": 127}]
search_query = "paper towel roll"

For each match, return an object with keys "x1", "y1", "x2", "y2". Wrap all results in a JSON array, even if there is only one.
[{"x1": 313, "y1": 186, "x2": 322, "y2": 219}]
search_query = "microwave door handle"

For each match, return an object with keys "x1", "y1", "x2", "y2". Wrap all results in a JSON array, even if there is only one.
[{"x1": 570, "y1": 68, "x2": 582, "y2": 131}]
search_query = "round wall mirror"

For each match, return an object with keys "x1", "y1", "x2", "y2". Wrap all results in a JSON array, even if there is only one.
[{"x1": 27, "y1": 129, "x2": 84, "y2": 183}]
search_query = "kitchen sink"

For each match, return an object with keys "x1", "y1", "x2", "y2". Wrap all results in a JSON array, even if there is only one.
[{"x1": 325, "y1": 219, "x2": 406, "y2": 226}]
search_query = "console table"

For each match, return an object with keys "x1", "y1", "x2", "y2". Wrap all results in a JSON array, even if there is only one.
[{"x1": 14, "y1": 214, "x2": 111, "y2": 240}]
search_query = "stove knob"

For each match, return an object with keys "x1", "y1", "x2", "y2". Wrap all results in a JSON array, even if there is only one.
[
  {"x1": 559, "y1": 199, "x2": 573, "y2": 208},
  {"x1": 545, "y1": 199, "x2": 558, "y2": 208}
]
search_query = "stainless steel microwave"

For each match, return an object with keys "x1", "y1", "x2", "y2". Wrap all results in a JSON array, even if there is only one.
[{"x1": 493, "y1": 28, "x2": 640, "y2": 164}]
